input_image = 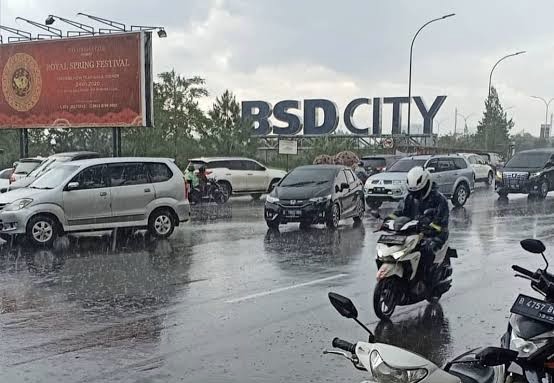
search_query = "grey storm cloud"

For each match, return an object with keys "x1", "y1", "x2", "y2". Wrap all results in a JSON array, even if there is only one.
[{"x1": 3, "y1": 0, "x2": 554, "y2": 134}]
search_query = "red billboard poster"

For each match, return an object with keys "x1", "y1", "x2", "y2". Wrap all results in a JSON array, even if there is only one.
[{"x1": 0, "y1": 32, "x2": 152, "y2": 129}]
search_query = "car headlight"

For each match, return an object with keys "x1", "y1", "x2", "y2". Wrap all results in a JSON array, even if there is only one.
[
  {"x1": 4, "y1": 198, "x2": 33, "y2": 211},
  {"x1": 370, "y1": 351, "x2": 428, "y2": 383},
  {"x1": 266, "y1": 195, "x2": 279, "y2": 203},
  {"x1": 392, "y1": 180, "x2": 403, "y2": 185},
  {"x1": 496, "y1": 170, "x2": 503, "y2": 179},
  {"x1": 530, "y1": 172, "x2": 541, "y2": 178},
  {"x1": 309, "y1": 194, "x2": 331, "y2": 203}
]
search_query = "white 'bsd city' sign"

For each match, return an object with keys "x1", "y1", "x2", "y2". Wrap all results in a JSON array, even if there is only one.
[{"x1": 242, "y1": 96, "x2": 447, "y2": 136}]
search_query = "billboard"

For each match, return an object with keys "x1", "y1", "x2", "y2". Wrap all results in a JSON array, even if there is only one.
[{"x1": 0, "y1": 31, "x2": 153, "y2": 129}]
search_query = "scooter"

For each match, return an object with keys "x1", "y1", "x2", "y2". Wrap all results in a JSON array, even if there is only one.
[
  {"x1": 187, "y1": 178, "x2": 228, "y2": 205},
  {"x1": 373, "y1": 209, "x2": 457, "y2": 320},
  {"x1": 501, "y1": 239, "x2": 554, "y2": 383},
  {"x1": 325, "y1": 292, "x2": 516, "y2": 382}
]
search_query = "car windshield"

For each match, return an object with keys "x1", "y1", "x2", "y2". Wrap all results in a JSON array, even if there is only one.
[
  {"x1": 187, "y1": 161, "x2": 206, "y2": 170},
  {"x1": 30, "y1": 165, "x2": 79, "y2": 190},
  {"x1": 362, "y1": 158, "x2": 386, "y2": 168},
  {"x1": 14, "y1": 161, "x2": 41, "y2": 174},
  {"x1": 387, "y1": 159, "x2": 427, "y2": 172},
  {"x1": 280, "y1": 168, "x2": 336, "y2": 187},
  {"x1": 505, "y1": 152, "x2": 551, "y2": 168}
]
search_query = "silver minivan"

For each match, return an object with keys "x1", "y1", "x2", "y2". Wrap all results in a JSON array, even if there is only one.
[{"x1": 0, "y1": 157, "x2": 190, "y2": 247}]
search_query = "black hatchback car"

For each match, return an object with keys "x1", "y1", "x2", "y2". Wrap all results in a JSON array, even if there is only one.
[
  {"x1": 264, "y1": 165, "x2": 365, "y2": 229},
  {"x1": 496, "y1": 148, "x2": 554, "y2": 199}
]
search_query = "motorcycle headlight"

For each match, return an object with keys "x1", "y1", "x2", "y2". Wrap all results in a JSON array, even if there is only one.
[
  {"x1": 510, "y1": 330, "x2": 548, "y2": 357},
  {"x1": 496, "y1": 170, "x2": 503, "y2": 179},
  {"x1": 266, "y1": 195, "x2": 279, "y2": 203},
  {"x1": 370, "y1": 351, "x2": 428, "y2": 383},
  {"x1": 309, "y1": 194, "x2": 331, "y2": 203},
  {"x1": 4, "y1": 198, "x2": 33, "y2": 211}
]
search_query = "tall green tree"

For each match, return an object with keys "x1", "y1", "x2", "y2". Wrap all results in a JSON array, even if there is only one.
[
  {"x1": 201, "y1": 90, "x2": 257, "y2": 156},
  {"x1": 475, "y1": 86, "x2": 514, "y2": 151}
]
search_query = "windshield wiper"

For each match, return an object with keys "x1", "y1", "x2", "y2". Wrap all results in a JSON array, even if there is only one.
[
  {"x1": 30, "y1": 186, "x2": 53, "y2": 190},
  {"x1": 284, "y1": 181, "x2": 315, "y2": 187}
]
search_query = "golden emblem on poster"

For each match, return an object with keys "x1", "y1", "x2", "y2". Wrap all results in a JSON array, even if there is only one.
[{"x1": 2, "y1": 53, "x2": 42, "y2": 112}]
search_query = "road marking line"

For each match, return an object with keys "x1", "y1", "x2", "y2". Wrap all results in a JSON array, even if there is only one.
[{"x1": 226, "y1": 274, "x2": 347, "y2": 303}]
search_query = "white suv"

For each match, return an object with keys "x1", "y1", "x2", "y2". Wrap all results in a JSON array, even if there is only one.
[
  {"x1": 188, "y1": 157, "x2": 286, "y2": 199},
  {"x1": 459, "y1": 153, "x2": 494, "y2": 185}
]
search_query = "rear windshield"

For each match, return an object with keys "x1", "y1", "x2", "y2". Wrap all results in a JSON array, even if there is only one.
[
  {"x1": 361, "y1": 158, "x2": 386, "y2": 169},
  {"x1": 505, "y1": 152, "x2": 551, "y2": 168},
  {"x1": 280, "y1": 168, "x2": 337, "y2": 187},
  {"x1": 14, "y1": 161, "x2": 41, "y2": 174},
  {"x1": 187, "y1": 161, "x2": 207, "y2": 170},
  {"x1": 387, "y1": 159, "x2": 427, "y2": 172}
]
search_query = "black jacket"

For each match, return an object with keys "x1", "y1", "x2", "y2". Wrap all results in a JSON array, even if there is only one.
[{"x1": 391, "y1": 183, "x2": 449, "y2": 239}]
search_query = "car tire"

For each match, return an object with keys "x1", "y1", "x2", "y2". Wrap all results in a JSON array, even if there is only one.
[
  {"x1": 148, "y1": 209, "x2": 175, "y2": 238},
  {"x1": 538, "y1": 179, "x2": 549, "y2": 199},
  {"x1": 452, "y1": 183, "x2": 469, "y2": 207},
  {"x1": 299, "y1": 221, "x2": 310, "y2": 230},
  {"x1": 353, "y1": 198, "x2": 365, "y2": 223},
  {"x1": 251, "y1": 193, "x2": 262, "y2": 200},
  {"x1": 487, "y1": 171, "x2": 494, "y2": 186},
  {"x1": 26, "y1": 214, "x2": 58, "y2": 248},
  {"x1": 326, "y1": 203, "x2": 340, "y2": 229},
  {"x1": 217, "y1": 181, "x2": 232, "y2": 200}
]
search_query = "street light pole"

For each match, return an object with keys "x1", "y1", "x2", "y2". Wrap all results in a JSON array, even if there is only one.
[
  {"x1": 488, "y1": 51, "x2": 526, "y2": 98},
  {"x1": 530, "y1": 96, "x2": 554, "y2": 126},
  {"x1": 407, "y1": 13, "x2": 455, "y2": 136}
]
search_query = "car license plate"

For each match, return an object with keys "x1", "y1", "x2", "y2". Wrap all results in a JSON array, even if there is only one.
[
  {"x1": 285, "y1": 209, "x2": 301, "y2": 217},
  {"x1": 373, "y1": 187, "x2": 385, "y2": 194},
  {"x1": 377, "y1": 234, "x2": 406, "y2": 245},
  {"x1": 510, "y1": 294, "x2": 554, "y2": 325}
]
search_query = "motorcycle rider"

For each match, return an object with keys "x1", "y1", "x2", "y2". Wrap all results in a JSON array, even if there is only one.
[
  {"x1": 387, "y1": 166, "x2": 449, "y2": 280},
  {"x1": 184, "y1": 164, "x2": 199, "y2": 201}
]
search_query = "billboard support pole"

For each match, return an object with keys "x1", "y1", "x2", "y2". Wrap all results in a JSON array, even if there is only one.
[
  {"x1": 117, "y1": 128, "x2": 122, "y2": 156},
  {"x1": 112, "y1": 127, "x2": 118, "y2": 157}
]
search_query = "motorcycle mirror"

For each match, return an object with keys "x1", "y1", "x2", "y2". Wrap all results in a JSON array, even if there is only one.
[
  {"x1": 329, "y1": 292, "x2": 358, "y2": 319},
  {"x1": 328, "y1": 292, "x2": 376, "y2": 342},
  {"x1": 521, "y1": 239, "x2": 546, "y2": 254},
  {"x1": 476, "y1": 347, "x2": 518, "y2": 367}
]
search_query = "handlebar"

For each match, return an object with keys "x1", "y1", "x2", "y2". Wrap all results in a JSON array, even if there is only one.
[
  {"x1": 512, "y1": 265, "x2": 535, "y2": 278},
  {"x1": 332, "y1": 337, "x2": 356, "y2": 354}
]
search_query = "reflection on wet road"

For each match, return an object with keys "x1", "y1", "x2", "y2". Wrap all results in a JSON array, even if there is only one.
[{"x1": 1, "y1": 190, "x2": 553, "y2": 382}]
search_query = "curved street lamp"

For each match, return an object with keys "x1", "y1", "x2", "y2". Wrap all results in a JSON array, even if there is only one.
[
  {"x1": 407, "y1": 13, "x2": 455, "y2": 136},
  {"x1": 531, "y1": 96, "x2": 554, "y2": 127},
  {"x1": 488, "y1": 51, "x2": 525, "y2": 98}
]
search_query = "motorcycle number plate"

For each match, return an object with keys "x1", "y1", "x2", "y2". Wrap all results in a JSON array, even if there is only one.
[
  {"x1": 510, "y1": 294, "x2": 554, "y2": 325},
  {"x1": 377, "y1": 234, "x2": 406, "y2": 245}
]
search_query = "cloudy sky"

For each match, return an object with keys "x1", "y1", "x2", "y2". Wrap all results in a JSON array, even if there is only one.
[{"x1": 3, "y1": 0, "x2": 554, "y2": 136}]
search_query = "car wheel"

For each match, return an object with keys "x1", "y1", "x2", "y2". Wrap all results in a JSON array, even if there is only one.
[
  {"x1": 299, "y1": 221, "x2": 310, "y2": 230},
  {"x1": 487, "y1": 171, "x2": 494, "y2": 186},
  {"x1": 148, "y1": 209, "x2": 175, "y2": 238},
  {"x1": 251, "y1": 193, "x2": 262, "y2": 200},
  {"x1": 353, "y1": 198, "x2": 365, "y2": 223},
  {"x1": 217, "y1": 181, "x2": 232, "y2": 200},
  {"x1": 538, "y1": 179, "x2": 549, "y2": 199},
  {"x1": 452, "y1": 183, "x2": 469, "y2": 207},
  {"x1": 26, "y1": 214, "x2": 58, "y2": 248},
  {"x1": 326, "y1": 203, "x2": 340, "y2": 229}
]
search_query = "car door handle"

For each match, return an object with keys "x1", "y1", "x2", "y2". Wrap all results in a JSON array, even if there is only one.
[
  {"x1": 99, "y1": 191, "x2": 107, "y2": 197},
  {"x1": 144, "y1": 188, "x2": 151, "y2": 193},
  {"x1": 247, "y1": 173, "x2": 253, "y2": 175}
]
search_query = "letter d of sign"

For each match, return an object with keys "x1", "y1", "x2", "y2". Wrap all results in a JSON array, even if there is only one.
[
  {"x1": 242, "y1": 101, "x2": 273, "y2": 136},
  {"x1": 303, "y1": 99, "x2": 339, "y2": 135},
  {"x1": 272, "y1": 100, "x2": 302, "y2": 135}
]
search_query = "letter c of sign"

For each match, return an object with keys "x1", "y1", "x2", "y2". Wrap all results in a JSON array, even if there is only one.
[{"x1": 344, "y1": 98, "x2": 370, "y2": 135}]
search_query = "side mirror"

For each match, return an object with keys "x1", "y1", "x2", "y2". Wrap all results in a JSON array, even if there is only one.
[
  {"x1": 426, "y1": 167, "x2": 436, "y2": 173},
  {"x1": 269, "y1": 182, "x2": 277, "y2": 192},
  {"x1": 520, "y1": 239, "x2": 546, "y2": 254},
  {"x1": 67, "y1": 181, "x2": 80, "y2": 190},
  {"x1": 335, "y1": 185, "x2": 340, "y2": 193},
  {"x1": 476, "y1": 347, "x2": 518, "y2": 367},
  {"x1": 340, "y1": 182, "x2": 349, "y2": 191},
  {"x1": 546, "y1": 161, "x2": 554, "y2": 169},
  {"x1": 328, "y1": 292, "x2": 358, "y2": 319}
]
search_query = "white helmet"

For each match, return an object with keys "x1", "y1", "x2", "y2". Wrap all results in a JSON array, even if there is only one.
[{"x1": 406, "y1": 166, "x2": 432, "y2": 200}]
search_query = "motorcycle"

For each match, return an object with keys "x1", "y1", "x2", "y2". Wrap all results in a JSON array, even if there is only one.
[
  {"x1": 373, "y1": 209, "x2": 457, "y2": 320},
  {"x1": 325, "y1": 291, "x2": 516, "y2": 382},
  {"x1": 187, "y1": 178, "x2": 228, "y2": 205},
  {"x1": 501, "y1": 238, "x2": 554, "y2": 383}
]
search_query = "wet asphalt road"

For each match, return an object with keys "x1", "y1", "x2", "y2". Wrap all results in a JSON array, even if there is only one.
[{"x1": 1, "y1": 186, "x2": 553, "y2": 382}]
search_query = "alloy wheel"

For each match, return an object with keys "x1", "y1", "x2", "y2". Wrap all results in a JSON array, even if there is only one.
[
  {"x1": 31, "y1": 221, "x2": 53, "y2": 243},
  {"x1": 154, "y1": 215, "x2": 172, "y2": 235}
]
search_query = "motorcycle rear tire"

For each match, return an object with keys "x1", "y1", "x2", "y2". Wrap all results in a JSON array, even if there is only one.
[
  {"x1": 373, "y1": 278, "x2": 399, "y2": 321},
  {"x1": 214, "y1": 192, "x2": 227, "y2": 205}
]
